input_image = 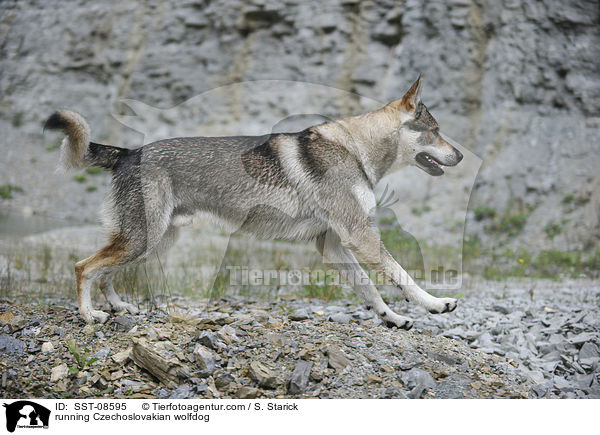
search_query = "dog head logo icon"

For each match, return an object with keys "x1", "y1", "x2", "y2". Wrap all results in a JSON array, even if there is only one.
[{"x1": 3, "y1": 401, "x2": 50, "y2": 432}]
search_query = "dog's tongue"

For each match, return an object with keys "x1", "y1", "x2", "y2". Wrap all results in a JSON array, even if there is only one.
[{"x1": 428, "y1": 155, "x2": 440, "y2": 167}]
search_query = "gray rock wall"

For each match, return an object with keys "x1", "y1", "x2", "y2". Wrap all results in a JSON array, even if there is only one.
[{"x1": 1, "y1": 0, "x2": 599, "y2": 252}]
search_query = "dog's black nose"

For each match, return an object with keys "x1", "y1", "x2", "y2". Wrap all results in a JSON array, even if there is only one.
[{"x1": 454, "y1": 147, "x2": 463, "y2": 163}]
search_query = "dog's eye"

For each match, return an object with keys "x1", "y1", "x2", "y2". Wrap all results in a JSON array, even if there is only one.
[{"x1": 414, "y1": 110, "x2": 421, "y2": 120}]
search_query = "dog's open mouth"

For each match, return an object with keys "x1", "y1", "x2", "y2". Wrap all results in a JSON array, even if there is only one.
[{"x1": 415, "y1": 152, "x2": 444, "y2": 176}]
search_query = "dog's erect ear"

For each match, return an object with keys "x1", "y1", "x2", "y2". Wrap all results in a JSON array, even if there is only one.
[
  {"x1": 402, "y1": 74, "x2": 423, "y2": 111},
  {"x1": 385, "y1": 74, "x2": 423, "y2": 113}
]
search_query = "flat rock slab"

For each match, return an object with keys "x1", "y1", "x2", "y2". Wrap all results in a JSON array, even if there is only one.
[
  {"x1": 287, "y1": 360, "x2": 313, "y2": 394},
  {"x1": 248, "y1": 361, "x2": 278, "y2": 389},
  {"x1": 131, "y1": 338, "x2": 190, "y2": 388},
  {"x1": 326, "y1": 345, "x2": 352, "y2": 372}
]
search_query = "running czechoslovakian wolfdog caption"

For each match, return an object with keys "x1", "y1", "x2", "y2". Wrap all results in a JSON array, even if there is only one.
[{"x1": 44, "y1": 75, "x2": 463, "y2": 329}]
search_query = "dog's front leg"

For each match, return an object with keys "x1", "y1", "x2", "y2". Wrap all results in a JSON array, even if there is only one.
[
  {"x1": 316, "y1": 232, "x2": 413, "y2": 330},
  {"x1": 379, "y1": 248, "x2": 457, "y2": 314},
  {"x1": 337, "y1": 226, "x2": 457, "y2": 315}
]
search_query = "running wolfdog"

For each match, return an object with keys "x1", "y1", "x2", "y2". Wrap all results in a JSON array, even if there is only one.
[{"x1": 45, "y1": 75, "x2": 463, "y2": 328}]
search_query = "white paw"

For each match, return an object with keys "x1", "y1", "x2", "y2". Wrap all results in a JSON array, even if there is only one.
[
  {"x1": 427, "y1": 297, "x2": 458, "y2": 314},
  {"x1": 112, "y1": 302, "x2": 139, "y2": 315},
  {"x1": 123, "y1": 303, "x2": 139, "y2": 314},
  {"x1": 378, "y1": 311, "x2": 414, "y2": 330},
  {"x1": 81, "y1": 308, "x2": 110, "y2": 324}
]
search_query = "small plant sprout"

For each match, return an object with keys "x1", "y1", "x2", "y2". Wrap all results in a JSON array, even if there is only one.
[{"x1": 66, "y1": 340, "x2": 99, "y2": 374}]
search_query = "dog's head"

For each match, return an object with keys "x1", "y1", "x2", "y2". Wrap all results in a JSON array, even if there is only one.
[{"x1": 385, "y1": 75, "x2": 463, "y2": 176}]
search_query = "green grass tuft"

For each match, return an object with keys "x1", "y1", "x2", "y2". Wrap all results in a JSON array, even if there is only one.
[
  {"x1": 0, "y1": 184, "x2": 24, "y2": 199},
  {"x1": 561, "y1": 194, "x2": 574, "y2": 205},
  {"x1": 85, "y1": 167, "x2": 102, "y2": 175},
  {"x1": 411, "y1": 205, "x2": 431, "y2": 217},
  {"x1": 378, "y1": 216, "x2": 396, "y2": 227},
  {"x1": 544, "y1": 222, "x2": 563, "y2": 239},
  {"x1": 464, "y1": 244, "x2": 600, "y2": 281},
  {"x1": 45, "y1": 142, "x2": 61, "y2": 152},
  {"x1": 66, "y1": 340, "x2": 99, "y2": 374},
  {"x1": 486, "y1": 213, "x2": 528, "y2": 237},
  {"x1": 473, "y1": 205, "x2": 497, "y2": 221},
  {"x1": 302, "y1": 274, "x2": 344, "y2": 301}
]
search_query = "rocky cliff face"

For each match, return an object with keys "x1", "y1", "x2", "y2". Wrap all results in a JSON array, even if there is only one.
[{"x1": 1, "y1": 0, "x2": 599, "y2": 253}]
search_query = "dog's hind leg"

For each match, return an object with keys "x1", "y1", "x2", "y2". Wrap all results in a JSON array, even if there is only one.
[
  {"x1": 75, "y1": 234, "x2": 131, "y2": 324},
  {"x1": 99, "y1": 272, "x2": 139, "y2": 314},
  {"x1": 99, "y1": 223, "x2": 178, "y2": 314},
  {"x1": 316, "y1": 232, "x2": 414, "y2": 330},
  {"x1": 74, "y1": 167, "x2": 176, "y2": 323}
]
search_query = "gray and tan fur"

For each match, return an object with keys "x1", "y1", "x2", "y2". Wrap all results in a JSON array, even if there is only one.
[{"x1": 45, "y1": 75, "x2": 463, "y2": 327}]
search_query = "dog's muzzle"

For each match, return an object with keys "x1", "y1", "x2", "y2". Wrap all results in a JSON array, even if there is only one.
[{"x1": 415, "y1": 147, "x2": 463, "y2": 176}]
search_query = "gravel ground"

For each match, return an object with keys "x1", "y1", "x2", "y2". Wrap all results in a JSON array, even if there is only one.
[
  {"x1": 1, "y1": 277, "x2": 598, "y2": 399},
  {"x1": 402, "y1": 278, "x2": 600, "y2": 398},
  {"x1": 1, "y1": 223, "x2": 598, "y2": 399},
  {"x1": 0, "y1": 294, "x2": 531, "y2": 399}
]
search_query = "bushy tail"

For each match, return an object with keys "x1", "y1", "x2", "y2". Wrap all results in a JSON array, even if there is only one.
[
  {"x1": 44, "y1": 110, "x2": 127, "y2": 171},
  {"x1": 44, "y1": 109, "x2": 91, "y2": 171}
]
